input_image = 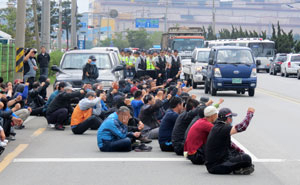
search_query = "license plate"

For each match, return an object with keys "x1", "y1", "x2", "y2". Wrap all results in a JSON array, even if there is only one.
[{"x1": 232, "y1": 78, "x2": 242, "y2": 84}]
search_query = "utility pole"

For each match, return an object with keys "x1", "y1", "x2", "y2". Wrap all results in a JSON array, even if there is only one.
[
  {"x1": 41, "y1": 0, "x2": 50, "y2": 52},
  {"x1": 58, "y1": 0, "x2": 62, "y2": 51},
  {"x1": 71, "y1": 0, "x2": 77, "y2": 49},
  {"x1": 212, "y1": 0, "x2": 216, "y2": 35},
  {"x1": 32, "y1": 0, "x2": 40, "y2": 53},
  {"x1": 164, "y1": 0, "x2": 168, "y2": 33},
  {"x1": 15, "y1": 0, "x2": 26, "y2": 80}
]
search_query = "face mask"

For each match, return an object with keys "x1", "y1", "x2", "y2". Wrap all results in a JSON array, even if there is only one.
[{"x1": 91, "y1": 61, "x2": 96, "y2": 65}]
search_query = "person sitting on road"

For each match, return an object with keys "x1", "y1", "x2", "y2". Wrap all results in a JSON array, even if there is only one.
[
  {"x1": 131, "y1": 90, "x2": 145, "y2": 118},
  {"x1": 27, "y1": 80, "x2": 50, "y2": 116},
  {"x1": 139, "y1": 94, "x2": 163, "y2": 139},
  {"x1": 82, "y1": 55, "x2": 99, "y2": 84},
  {"x1": 172, "y1": 98, "x2": 201, "y2": 156},
  {"x1": 70, "y1": 91, "x2": 103, "y2": 135},
  {"x1": 205, "y1": 107, "x2": 255, "y2": 175},
  {"x1": 43, "y1": 82, "x2": 65, "y2": 116},
  {"x1": 184, "y1": 106, "x2": 219, "y2": 165},
  {"x1": 158, "y1": 96, "x2": 183, "y2": 152},
  {"x1": 46, "y1": 86, "x2": 85, "y2": 130},
  {"x1": 97, "y1": 106, "x2": 152, "y2": 152}
]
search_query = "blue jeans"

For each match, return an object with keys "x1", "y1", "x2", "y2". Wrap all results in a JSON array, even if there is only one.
[
  {"x1": 100, "y1": 137, "x2": 132, "y2": 152},
  {"x1": 40, "y1": 67, "x2": 49, "y2": 78}
]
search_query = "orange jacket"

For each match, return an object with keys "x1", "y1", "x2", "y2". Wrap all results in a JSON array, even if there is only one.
[{"x1": 71, "y1": 104, "x2": 93, "y2": 126}]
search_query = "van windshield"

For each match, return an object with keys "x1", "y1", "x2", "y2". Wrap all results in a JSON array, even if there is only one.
[
  {"x1": 197, "y1": 51, "x2": 210, "y2": 63},
  {"x1": 61, "y1": 53, "x2": 112, "y2": 69},
  {"x1": 216, "y1": 49, "x2": 254, "y2": 64}
]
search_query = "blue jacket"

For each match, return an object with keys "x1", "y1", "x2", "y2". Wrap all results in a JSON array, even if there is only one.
[
  {"x1": 97, "y1": 112, "x2": 133, "y2": 148},
  {"x1": 158, "y1": 109, "x2": 179, "y2": 144}
]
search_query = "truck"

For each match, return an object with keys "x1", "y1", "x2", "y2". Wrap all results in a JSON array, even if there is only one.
[{"x1": 161, "y1": 27, "x2": 205, "y2": 59}]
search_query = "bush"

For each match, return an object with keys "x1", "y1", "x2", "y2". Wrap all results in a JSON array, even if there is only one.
[{"x1": 49, "y1": 50, "x2": 64, "y2": 77}]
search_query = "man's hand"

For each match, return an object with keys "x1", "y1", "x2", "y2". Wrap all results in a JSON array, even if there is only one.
[
  {"x1": 33, "y1": 66, "x2": 38, "y2": 71},
  {"x1": 167, "y1": 94, "x2": 172, "y2": 100},
  {"x1": 46, "y1": 78, "x2": 51, "y2": 83},
  {"x1": 12, "y1": 117, "x2": 23, "y2": 126},
  {"x1": 16, "y1": 95, "x2": 22, "y2": 102},
  {"x1": 41, "y1": 82, "x2": 46, "y2": 86},
  {"x1": 111, "y1": 88, "x2": 118, "y2": 94},
  {"x1": 138, "y1": 121, "x2": 144, "y2": 131},
  {"x1": 218, "y1": 98, "x2": 224, "y2": 105},
  {"x1": 191, "y1": 94, "x2": 197, "y2": 99},
  {"x1": 248, "y1": 107, "x2": 255, "y2": 113},
  {"x1": 25, "y1": 82, "x2": 30, "y2": 86},
  {"x1": 12, "y1": 103, "x2": 21, "y2": 112},
  {"x1": 206, "y1": 99, "x2": 213, "y2": 106},
  {"x1": 133, "y1": 132, "x2": 141, "y2": 138},
  {"x1": 86, "y1": 72, "x2": 89, "y2": 76},
  {"x1": 80, "y1": 89, "x2": 85, "y2": 94},
  {"x1": 7, "y1": 85, "x2": 13, "y2": 91},
  {"x1": 28, "y1": 107, "x2": 32, "y2": 113}
]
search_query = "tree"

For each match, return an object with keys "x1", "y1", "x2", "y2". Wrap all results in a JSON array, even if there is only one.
[
  {"x1": 206, "y1": 25, "x2": 216, "y2": 40},
  {"x1": 149, "y1": 31, "x2": 163, "y2": 45},
  {"x1": 126, "y1": 28, "x2": 152, "y2": 49},
  {"x1": 112, "y1": 32, "x2": 129, "y2": 49}
]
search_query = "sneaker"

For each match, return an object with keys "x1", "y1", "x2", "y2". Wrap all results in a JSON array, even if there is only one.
[
  {"x1": 55, "y1": 124, "x2": 65, "y2": 131},
  {"x1": 15, "y1": 125, "x2": 25, "y2": 130},
  {"x1": 6, "y1": 135, "x2": 16, "y2": 141},
  {"x1": 0, "y1": 142, "x2": 7, "y2": 147},
  {"x1": 134, "y1": 144, "x2": 152, "y2": 152},
  {"x1": 139, "y1": 137, "x2": 152, "y2": 144},
  {"x1": 233, "y1": 165, "x2": 255, "y2": 175},
  {"x1": 0, "y1": 146, "x2": 5, "y2": 156},
  {"x1": 48, "y1": 124, "x2": 55, "y2": 128},
  {"x1": 2, "y1": 140, "x2": 8, "y2": 144}
]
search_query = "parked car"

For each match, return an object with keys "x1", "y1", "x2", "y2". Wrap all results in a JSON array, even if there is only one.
[
  {"x1": 269, "y1": 53, "x2": 287, "y2": 75},
  {"x1": 51, "y1": 49, "x2": 123, "y2": 90},
  {"x1": 280, "y1": 54, "x2": 300, "y2": 77},
  {"x1": 182, "y1": 48, "x2": 210, "y2": 88},
  {"x1": 205, "y1": 46, "x2": 257, "y2": 97}
]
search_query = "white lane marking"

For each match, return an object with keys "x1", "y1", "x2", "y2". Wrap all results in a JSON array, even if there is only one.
[
  {"x1": 231, "y1": 137, "x2": 258, "y2": 161},
  {"x1": 13, "y1": 158, "x2": 187, "y2": 162},
  {"x1": 13, "y1": 157, "x2": 287, "y2": 163}
]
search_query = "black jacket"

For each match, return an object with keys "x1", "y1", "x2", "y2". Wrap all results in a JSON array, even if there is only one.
[
  {"x1": 37, "y1": 53, "x2": 50, "y2": 68},
  {"x1": 82, "y1": 63, "x2": 99, "y2": 81},
  {"x1": 157, "y1": 56, "x2": 166, "y2": 71},
  {"x1": 27, "y1": 88, "x2": 46, "y2": 109},
  {"x1": 139, "y1": 99, "x2": 163, "y2": 129},
  {"x1": 46, "y1": 91, "x2": 82, "y2": 115}
]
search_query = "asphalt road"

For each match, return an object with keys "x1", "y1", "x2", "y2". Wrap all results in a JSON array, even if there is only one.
[{"x1": 0, "y1": 73, "x2": 300, "y2": 185}]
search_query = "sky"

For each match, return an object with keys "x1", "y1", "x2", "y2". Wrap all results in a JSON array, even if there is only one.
[{"x1": 0, "y1": 0, "x2": 89, "y2": 13}]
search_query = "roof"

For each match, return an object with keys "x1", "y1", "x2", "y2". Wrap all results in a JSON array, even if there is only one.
[
  {"x1": 0, "y1": 30, "x2": 12, "y2": 39},
  {"x1": 211, "y1": 46, "x2": 251, "y2": 50},
  {"x1": 65, "y1": 49, "x2": 112, "y2": 54},
  {"x1": 193, "y1": 48, "x2": 211, "y2": 51},
  {"x1": 173, "y1": 36, "x2": 205, "y2": 39}
]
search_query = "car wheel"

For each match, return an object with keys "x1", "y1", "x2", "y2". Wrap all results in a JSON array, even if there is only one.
[
  {"x1": 204, "y1": 80, "x2": 209, "y2": 94},
  {"x1": 285, "y1": 70, "x2": 289, "y2": 77},
  {"x1": 248, "y1": 88, "x2": 255, "y2": 97},
  {"x1": 297, "y1": 71, "x2": 300, "y2": 80},
  {"x1": 257, "y1": 69, "x2": 260, "y2": 73},
  {"x1": 266, "y1": 69, "x2": 270, "y2": 73},
  {"x1": 237, "y1": 90, "x2": 241, "y2": 94},
  {"x1": 274, "y1": 71, "x2": 277, "y2": 76},
  {"x1": 269, "y1": 68, "x2": 273, "y2": 75},
  {"x1": 281, "y1": 70, "x2": 284, "y2": 77},
  {"x1": 210, "y1": 81, "x2": 217, "y2": 96},
  {"x1": 192, "y1": 79, "x2": 197, "y2": 89}
]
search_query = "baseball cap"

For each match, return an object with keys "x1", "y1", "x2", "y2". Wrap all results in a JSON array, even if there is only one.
[
  {"x1": 204, "y1": 106, "x2": 218, "y2": 117},
  {"x1": 89, "y1": 55, "x2": 96, "y2": 61},
  {"x1": 130, "y1": 86, "x2": 138, "y2": 94},
  {"x1": 218, "y1": 108, "x2": 238, "y2": 119},
  {"x1": 200, "y1": 97, "x2": 209, "y2": 103}
]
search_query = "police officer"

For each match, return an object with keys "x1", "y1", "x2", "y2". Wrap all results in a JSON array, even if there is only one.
[
  {"x1": 119, "y1": 49, "x2": 126, "y2": 64},
  {"x1": 166, "y1": 50, "x2": 173, "y2": 78},
  {"x1": 146, "y1": 51, "x2": 156, "y2": 79},
  {"x1": 136, "y1": 50, "x2": 146, "y2": 78},
  {"x1": 156, "y1": 50, "x2": 167, "y2": 85},
  {"x1": 170, "y1": 50, "x2": 182, "y2": 78}
]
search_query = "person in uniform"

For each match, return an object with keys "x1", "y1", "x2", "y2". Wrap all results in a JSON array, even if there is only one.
[
  {"x1": 155, "y1": 50, "x2": 167, "y2": 85},
  {"x1": 170, "y1": 50, "x2": 182, "y2": 79},
  {"x1": 136, "y1": 50, "x2": 146, "y2": 79},
  {"x1": 146, "y1": 51, "x2": 156, "y2": 79}
]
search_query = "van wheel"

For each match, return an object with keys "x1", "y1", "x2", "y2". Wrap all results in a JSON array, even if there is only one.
[
  {"x1": 204, "y1": 80, "x2": 209, "y2": 94},
  {"x1": 210, "y1": 81, "x2": 217, "y2": 96},
  {"x1": 248, "y1": 88, "x2": 255, "y2": 97},
  {"x1": 257, "y1": 69, "x2": 260, "y2": 73},
  {"x1": 274, "y1": 71, "x2": 277, "y2": 76},
  {"x1": 281, "y1": 72, "x2": 284, "y2": 77},
  {"x1": 237, "y1": 90, "x2": 241, "y2": 94},
  {"x1": 297, "y1": 72, "x2": 300, "y2": 80},
  {"x1": 192, "y1": 80, "x2": 197, "y2": 89}
]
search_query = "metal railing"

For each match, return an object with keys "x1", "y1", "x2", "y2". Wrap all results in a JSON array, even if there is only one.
[{"x1": 0, "y1": 43, "x2": 16, "y2": 82}]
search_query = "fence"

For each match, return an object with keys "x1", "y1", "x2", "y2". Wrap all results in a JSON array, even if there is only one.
[{"x1": 0, "y1": 43, "x2": 16, "y2": 82}]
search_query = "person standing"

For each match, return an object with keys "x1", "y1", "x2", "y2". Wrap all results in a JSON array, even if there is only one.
[
  {"x1": 23, "y1": 48, "x2": 38, "y2": 89},
  {"x1": 37, "y1": 46, "x2": 50, "y2": 78},
  {"x1": 156, "y1": 50, "x2": 167, "y2": 85},
  {"x1": 170, "y1": 50, "x2": 182, "y2": 79},
  {"x1": 82, "y1": 55, "x2": 99, "y2": 84}
]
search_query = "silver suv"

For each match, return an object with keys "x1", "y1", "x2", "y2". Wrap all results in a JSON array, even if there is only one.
[{"x1": 51, "y1": 49, "x2": 123, "y2": 90}]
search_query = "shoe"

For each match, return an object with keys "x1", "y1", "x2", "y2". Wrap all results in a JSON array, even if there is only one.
[
  {"x1": 233, "y1": 165, "x2": 255, "y2": 175},
  {"x1": 0, "y1": 142, "x2": 7, "y2": 147},
  {"x1": 55, "y1": 125, "x2": 65, "y2": 131},
  {"x1": 134, "y1": 144, "x2": 152, "y2": 152},
  {"x1": 139, "y1": 137, "x2": 152, "y2": 144},
  {"x1": 48, "y1": 124, "x2": 55, "y2": 128},
  {"x1": 15, "y1": 125, "x2": 25, "y2": 130},
  {"x1": 6, "y1": 135, "x2": 16, "y2": 141},
  {"x1": 2, "y1": 140, "x2": 8, "y2": 144},
  {"x1": 0, "y1": 146, "x2": 5, "y2": 156}
]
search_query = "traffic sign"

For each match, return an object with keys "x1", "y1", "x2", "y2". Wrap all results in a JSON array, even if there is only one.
[{"x1": 135, "y1": 18, "x2": 159, "y2": 28}]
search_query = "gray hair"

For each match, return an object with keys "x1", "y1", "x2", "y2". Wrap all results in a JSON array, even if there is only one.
[
  {"x1": 85, "y1": 91, "x2": 96, "y2": 98},
  {"x1": 117, "y1": 106, "x2": 130, "y2": 114}
]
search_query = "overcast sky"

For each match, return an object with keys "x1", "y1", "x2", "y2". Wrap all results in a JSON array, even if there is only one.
[{"x1": 0, "y1": 0, "x2": 89, "y2": 13}]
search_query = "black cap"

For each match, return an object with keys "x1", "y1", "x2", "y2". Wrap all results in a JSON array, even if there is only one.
[
  {"x1": 89, "y1": 55, "x2": 96, "y2": 61},
  {"x1": 200, "y1": 97, "x2": 209, "y2": 103},
  {"x1": 219, "y1": 108, "x2": 238, "y2": 119},
  {"x1": 174, "y1": 50, "x2": 178, "y2": 53}
]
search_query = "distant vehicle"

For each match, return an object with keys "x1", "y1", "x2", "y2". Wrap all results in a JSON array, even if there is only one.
[
  {"x1": 51, "y1": 49, "x2": 123, "y2": 90},
  {"x1": 205, "y1": 46, "x2": 257, "y2": 97},
  {"x1": 206, "y1": 38, "x2": 275, "y2": 73},
  {"x1": 182, "y1": 48, "x2": 210, "y2": 88},
  {"x1": 92, "y1": 47, "x2": 120, "y2": 56},
  {"x1": 149, "y1": 48, "x2": 161, "y2": 53},
  {"x1": 269, "y1": 53, "x2": 287, "y2": 75},
  {"x1": 161, "y1": 27, "x2": 205, "y2": 59},
  {"x1": 280, "y1": 54, "x2": 300, "y2": 77}
]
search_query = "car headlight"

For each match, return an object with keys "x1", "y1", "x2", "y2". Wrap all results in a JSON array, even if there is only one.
[
  {"x1": 214, "y1": 68, "x2": 222, "y2": 78},
  {"x1": 250, "y1": 68, "x2": 257, "y2": 78}
]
